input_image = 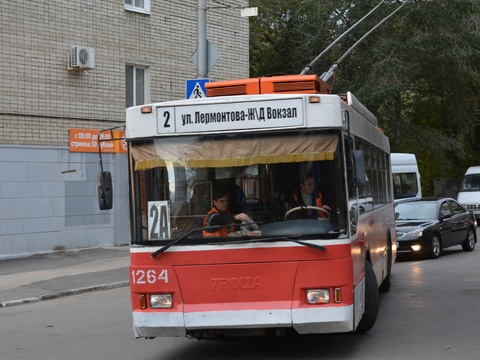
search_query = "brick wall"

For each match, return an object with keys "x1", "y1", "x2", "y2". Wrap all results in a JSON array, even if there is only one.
[{"x1": 0, "y1": 0, "x2": 250, "y2": 146}]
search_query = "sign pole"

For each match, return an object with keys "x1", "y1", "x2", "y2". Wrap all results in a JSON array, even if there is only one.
[{"x1": 197, "y1": 0, "x2": 208, "y2": 78}]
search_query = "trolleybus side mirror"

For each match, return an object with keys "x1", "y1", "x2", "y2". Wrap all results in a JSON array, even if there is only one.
[
  {"x1": 98, "y1": 171, "x2": 113, "y2": 210},
  {"x1": 351, "y1": 150, "x2": 367, "y2": 188}
]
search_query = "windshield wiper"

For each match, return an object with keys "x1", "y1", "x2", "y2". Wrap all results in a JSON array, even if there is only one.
[
  {"x1": 213, "y1": 236, "x2": 326, "y2": 251},
  {"x1": 151, "y1": 228, "x2": 327, "y2": 258},
  {"x1": 150, "y1": 224, "x2": 229, "y2": 258}
]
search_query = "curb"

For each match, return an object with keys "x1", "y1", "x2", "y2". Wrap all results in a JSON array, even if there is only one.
[{"x1": 0, "y1": 281, "x2": 130, "y2": 308}]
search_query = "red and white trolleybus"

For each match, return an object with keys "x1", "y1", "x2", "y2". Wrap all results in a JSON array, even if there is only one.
[{"x1": 100, "y1": 74, "x2": 396, "y2": 339}]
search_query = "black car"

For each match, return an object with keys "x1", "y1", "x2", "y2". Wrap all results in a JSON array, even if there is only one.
[{"x1": 395, "y1": 197, "x2": 477, "y2": 259}]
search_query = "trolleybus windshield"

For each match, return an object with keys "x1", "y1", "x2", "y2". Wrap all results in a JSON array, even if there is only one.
[{"x1": 130, "y1": 130, "x2": 350, "y2": 244}]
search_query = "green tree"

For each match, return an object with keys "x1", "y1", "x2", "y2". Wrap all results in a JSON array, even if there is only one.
[{"x1": 250, "y1": 0, "x2": 480, "y2": 195}]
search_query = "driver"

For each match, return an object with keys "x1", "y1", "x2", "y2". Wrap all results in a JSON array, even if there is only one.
[
  {"x1": 293, "y1": 175, "x2": 331, "y2": 219},
  {"x1": 203, "y1": 188, "x2": 252, "y2": 237}
]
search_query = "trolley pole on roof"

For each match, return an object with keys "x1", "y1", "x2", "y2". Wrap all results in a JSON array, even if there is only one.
[{"x1": 197, "y1": 0, "x2": 208, "y2": 78}]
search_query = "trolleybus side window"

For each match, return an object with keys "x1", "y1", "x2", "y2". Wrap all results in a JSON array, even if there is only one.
[{"x1": 348, "y1": 137, "x2": 392, "y2": 216}]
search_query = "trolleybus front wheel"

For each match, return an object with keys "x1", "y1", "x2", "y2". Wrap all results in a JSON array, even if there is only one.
[{"x1": 354, "y1": 261, "x2": 379, "y2": 334}]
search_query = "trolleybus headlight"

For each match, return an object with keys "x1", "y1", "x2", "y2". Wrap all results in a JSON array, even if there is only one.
[
  {"x1": 150, "y1": 294, "x2": 173, "y2": 308},
  {"x1": 306, "y1": 289, "x2": 330, "y2": 304}
]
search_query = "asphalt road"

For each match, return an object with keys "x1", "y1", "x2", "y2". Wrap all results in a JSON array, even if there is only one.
[{"x1": 2, "y1": 242, "x2": 480, "y2": 360}]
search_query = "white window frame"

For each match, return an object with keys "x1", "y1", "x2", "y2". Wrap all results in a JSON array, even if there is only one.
[
  {"x1": 126, "y1": 64, "x2": 149, "y2": 108},
  {"x1": 124, "y1": 0, "x2": 151, "y2": 15}
]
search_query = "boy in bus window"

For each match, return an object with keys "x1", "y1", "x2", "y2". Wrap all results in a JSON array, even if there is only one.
[
  {"x1": 292, "y1": 175, "x2": 331, "y2": 219},
  {"x1": 203, "y1": 188, "x2": 252, "y2": 237}
]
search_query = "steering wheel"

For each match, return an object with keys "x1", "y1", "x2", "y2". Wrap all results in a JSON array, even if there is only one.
[{"x1": 284, "y1": 206, "x2": 331, "y2": 220}]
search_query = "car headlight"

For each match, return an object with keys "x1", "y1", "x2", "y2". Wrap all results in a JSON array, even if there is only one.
[{"x1": 404, "y1": 229, "x2": 423, "y2": 237}]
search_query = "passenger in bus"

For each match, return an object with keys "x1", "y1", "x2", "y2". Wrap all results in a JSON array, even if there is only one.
[
  {"x1": 203, "y1": 188, "x2": 251, "y2": 237},
  {"x1": 292, "y1": 175, "x2": 331, "y2": 219}
]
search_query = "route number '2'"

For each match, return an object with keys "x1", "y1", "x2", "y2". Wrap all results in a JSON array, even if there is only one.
[
  {"x1": 148, "y1": 201, "x2": 171, "y2": 240},
  {"x1": 162, "y1": 110, "x2": 171, "y2": 128},
  {"x1": 131, "y1": 269, "x2": 169, "y2": 284},
  {"x1": 156, "y1": 107, "x2": 176, "y2": 134}
]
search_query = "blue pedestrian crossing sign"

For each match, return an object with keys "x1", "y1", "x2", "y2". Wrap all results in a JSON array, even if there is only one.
[{"x1": 186, "y1": 78, "x2": 210, "y2": 99}]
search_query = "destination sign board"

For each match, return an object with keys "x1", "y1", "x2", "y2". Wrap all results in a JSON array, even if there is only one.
[{"x1": 156, "y1": 98, "x2": 305, "y2": 134}]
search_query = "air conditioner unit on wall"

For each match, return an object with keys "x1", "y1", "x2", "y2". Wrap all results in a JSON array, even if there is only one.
[{"x1": 69, "y1": 46, "x2": 95, "y2": 69}]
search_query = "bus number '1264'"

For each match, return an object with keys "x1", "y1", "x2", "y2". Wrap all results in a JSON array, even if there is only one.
[{"x1": 131, "y1": 269, "x2": 169, "y2": 284}]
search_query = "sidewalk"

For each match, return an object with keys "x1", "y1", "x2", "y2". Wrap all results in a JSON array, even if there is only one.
[{"x1": 0, "y1": 246, "x2": 130, "y2": 308}]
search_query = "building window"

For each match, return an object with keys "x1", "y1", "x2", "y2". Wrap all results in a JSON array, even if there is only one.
[
  {"x1": 126, "y1": 65, "x2": 147, "y2": 108},
  {"x1": 124, "y1": 0, "x2": 151, "y2": 14}
]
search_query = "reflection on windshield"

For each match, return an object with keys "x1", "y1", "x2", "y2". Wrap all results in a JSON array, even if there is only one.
[
  {"x1": 130, "y1": 131, "x2": 348, "y2": 242},
  {"x1": 393, "y1": 173, "x2": 419, "y2": 199},
  {"x1": 395, "y1": 202, "x2": 436, "y2": 220},
  {"x1": 460, "y1": 174, "x2": 480, "y2": 191}
]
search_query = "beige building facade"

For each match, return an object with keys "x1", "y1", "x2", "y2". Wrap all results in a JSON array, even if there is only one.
[{"x1": 0, "y1": 0, "x2": 250, "y2": 258}]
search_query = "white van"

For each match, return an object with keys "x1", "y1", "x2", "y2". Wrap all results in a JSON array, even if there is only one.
[
  {"x1": 391, "y1": 153, "x2": 422, "y2": 202},
  {"x1": 457, "y1": 166, "x2": 480, "y2": 220}
]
